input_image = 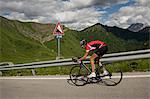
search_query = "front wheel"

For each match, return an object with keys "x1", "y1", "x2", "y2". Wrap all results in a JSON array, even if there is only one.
[{"x1": 69, "y1": 66, "x2": 88, "y2": 86}]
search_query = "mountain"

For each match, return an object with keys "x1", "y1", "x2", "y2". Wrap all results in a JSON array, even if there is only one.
[
  {"x1": 139, "y1": 26, "x2": 150, "y2": 33},
  {"x1": 80, "y1": 23, "x2": 149, "y2": 53},
  {"x1": 127, "y1": 23, "x2": 149, "y2": 32},
  {"x1": 0, "y1": 16, "x2": 149, "y2": 63}
]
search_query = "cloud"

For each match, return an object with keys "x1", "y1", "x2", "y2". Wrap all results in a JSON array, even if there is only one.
[
  {"x1": 0, "y1": 0, "x2": 130, "y2": 30},
  {"x1": 105, "y1": 0, "x2": 150, "y2": 28},
  {"x1": 63, "y1": 0, "x2": 129, "y2": 9},
  {"x1": 55, "y1": 8, "x2": 105, "y2": 30},
  {"x1": 0, "y1": 0, "x2": 58, "y2": 18}
]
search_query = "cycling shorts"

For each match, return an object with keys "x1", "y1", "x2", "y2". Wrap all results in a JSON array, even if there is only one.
[{"x1": 94, "y1": 46, "x2": 108, "y2": 57}]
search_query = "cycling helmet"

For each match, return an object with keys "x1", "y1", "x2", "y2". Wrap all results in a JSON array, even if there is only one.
[{"x1": 80, "y1": 39, "x2": 87, "y2": 48}]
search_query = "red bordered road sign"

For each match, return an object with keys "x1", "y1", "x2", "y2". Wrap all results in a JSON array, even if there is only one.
[{"x1": 53, "y1": 22, "x2": 64, "y2": 36}]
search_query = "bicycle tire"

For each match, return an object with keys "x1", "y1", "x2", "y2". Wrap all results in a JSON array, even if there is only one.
[
  {"x1": 69, "y1": 66, "x2": 88, "y2": 86},
  {"x1": 97, "y1": 64, "x2": 123, "y2": 86}
]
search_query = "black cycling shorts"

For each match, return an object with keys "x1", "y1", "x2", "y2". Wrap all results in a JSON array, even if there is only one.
[{"x1": 94, "y1": 46, "x2": 108, "y2": 57}]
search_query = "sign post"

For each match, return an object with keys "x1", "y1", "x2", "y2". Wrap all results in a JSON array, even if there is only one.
[{"x1": 53, "y1": 22, "x2": 64, "y2": 59}]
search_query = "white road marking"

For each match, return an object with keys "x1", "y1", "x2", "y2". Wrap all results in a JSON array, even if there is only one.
[
  {"x1": 123, "y1": 75, "x2": 150, "y2": 78},
  {"x1": 0, "y1": 74, "x2": 150, "y2": 80},
  {"x1": 0, "y1": 77, "x2": 68, "y2": 80}
]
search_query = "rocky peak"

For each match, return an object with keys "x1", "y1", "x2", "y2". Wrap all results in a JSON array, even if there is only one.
[{"x1": 127, "y1": 23, "x2": 148, "y2": 32}]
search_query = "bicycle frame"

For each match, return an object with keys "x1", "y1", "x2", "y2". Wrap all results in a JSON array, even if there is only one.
[
  {"x1": 80, "y1": 61, "x2": 91, "y2": 74},
  {"x1": 79, "y1": 61, "x2": 102, "y2": 79}
]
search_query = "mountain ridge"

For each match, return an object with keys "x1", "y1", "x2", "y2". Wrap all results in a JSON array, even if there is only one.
[
  {"x1": 127, "y1": 23, "x2": 150, "y2": 32},
  {"x1": 79, "y1": 23, "x2": 149, "y2": 53},
  {"x1": 0, "y1": 16, "x2": 149, "y2": 63}
]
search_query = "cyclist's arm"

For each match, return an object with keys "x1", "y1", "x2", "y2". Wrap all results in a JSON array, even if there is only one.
[{"x1": 79, "y1": 52, "x2": 89, "y2": 61}]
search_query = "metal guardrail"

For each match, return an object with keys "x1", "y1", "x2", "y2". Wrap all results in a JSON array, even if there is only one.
[
  {"x1": 0, "y1": 49, "x2": 150, "y2": 71},
  {"x1": 0, "y1": 62, "x2": 14, "y2": 66}
]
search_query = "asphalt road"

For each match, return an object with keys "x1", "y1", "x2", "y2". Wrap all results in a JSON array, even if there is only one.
[{"x1": 0, "y1": 72, "x2": 150, "y2": 99}]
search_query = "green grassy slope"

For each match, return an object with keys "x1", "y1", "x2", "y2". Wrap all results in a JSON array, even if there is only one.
[
  {"x1": 0, "y1": 17, "x2": 83, "y2": 63},
  {"x1": 44, "y1": 30, "x2": 83, "y2": 58},
  {"x1": 0, "y1": 16, "x2": 149, "y2": 64},
  {"x1": 0, "y1": 17, "x2": 56, "y2": 63}
]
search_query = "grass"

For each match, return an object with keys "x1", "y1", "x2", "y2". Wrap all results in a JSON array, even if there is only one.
[{"x1": 106, "y1": 59, "x2": 150, "y2": 72}]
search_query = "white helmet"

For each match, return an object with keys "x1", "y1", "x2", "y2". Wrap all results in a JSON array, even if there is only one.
[{"x1": 80, "y1": 39, "x2": 87, "y2": 48}]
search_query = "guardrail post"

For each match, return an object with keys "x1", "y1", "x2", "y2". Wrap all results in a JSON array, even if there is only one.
[
  {"x1": 31, "y1": 69, "x2": 36, "y2": 76},
  {"x1": 0, "y1": 71, "x2": 2, "y2": 76}
]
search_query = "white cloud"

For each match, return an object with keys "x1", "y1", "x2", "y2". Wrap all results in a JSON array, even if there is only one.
[
  {"x1": 0, "y1": 0, "x2": 108, "y2": 30},
  {"x1": 105, "y1": 0, "x2": 150, "y2": 28},
  {"x1": 0, "y1": 0, "x2": 131, "y2": 30},
  {"x1": 54, "y1": 8, "x2": 104, "y2": 30},
  {"x1": 63, "y1": 0, "x2": 93, "y2": 10},
  {"x1": 63, "y1": 0, "x2": 129, "y2": 10}
]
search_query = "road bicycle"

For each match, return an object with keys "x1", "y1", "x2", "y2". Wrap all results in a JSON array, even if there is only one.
[{"x1": 69, "y1": 57, "x2": 123, "y2": 86}]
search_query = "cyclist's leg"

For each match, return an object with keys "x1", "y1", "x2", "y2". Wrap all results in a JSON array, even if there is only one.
[
  {"x1": 97, "y1": 57, "x2": 108, "y2": 75},
  {"x1": 87, "y1": 53, "x2": 98, "y2": 78},
  {"x1": 90, "y1": 53, "x2": 98, "y2": 72},
  {"x1": 96, "y1": 46, "x2": 108, "y2": 75}
]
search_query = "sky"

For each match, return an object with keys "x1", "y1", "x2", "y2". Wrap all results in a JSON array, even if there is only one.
[{"x1": 0, "y1": 0, "x2": 150, "y2": 30}]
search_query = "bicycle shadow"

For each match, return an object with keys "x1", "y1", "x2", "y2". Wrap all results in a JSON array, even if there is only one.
[
  {"x1": 67, "y1": 78, "x2": 109, "y2": 87},
  {"x1": 67, "y1": 79, "x2": 77, "y2": 86}
]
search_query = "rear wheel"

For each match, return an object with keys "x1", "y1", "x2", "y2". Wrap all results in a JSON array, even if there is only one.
[
  {"x1": 69, "y1": 66, "x2": 88, "y2": 86},
  {"x1": 97, "y1": 64, "x2": 123, "y2": 86}
]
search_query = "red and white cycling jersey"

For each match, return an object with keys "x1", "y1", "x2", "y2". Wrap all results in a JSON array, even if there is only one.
[{"x1": 85, "y1": 40, "x2": 107, "y2": 52}]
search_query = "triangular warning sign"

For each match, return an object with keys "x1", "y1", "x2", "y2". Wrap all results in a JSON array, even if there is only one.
[{"x1": 53, "y1": 22, "x2": 64, "y2": 35}]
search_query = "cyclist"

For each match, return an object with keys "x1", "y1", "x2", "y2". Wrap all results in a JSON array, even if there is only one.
[{"x1": 79, "y1": 39, "x2": 108, "y2": 78}]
